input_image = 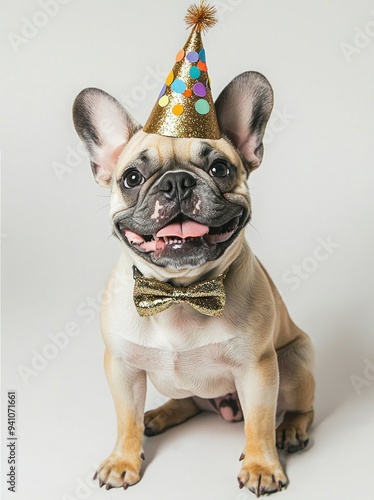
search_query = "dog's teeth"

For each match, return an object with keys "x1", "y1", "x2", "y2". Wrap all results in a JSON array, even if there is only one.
[{"x1": 153, "y1": 235, "x2": 204, "y2": 247}]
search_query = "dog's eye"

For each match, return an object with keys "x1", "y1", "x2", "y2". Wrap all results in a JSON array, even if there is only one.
[
  {"x1": 209, "y1": 162, "x2": 230, "y2": 178},
  {"x1": 123, "y1": 170, "x2": 145, "y2": 189}
]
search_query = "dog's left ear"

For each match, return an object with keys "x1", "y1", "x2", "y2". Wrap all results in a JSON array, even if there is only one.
[
  {"x1": 73, "y1": 88, "x2": 141, "y2": 187},
  {"x1": 215, "y1": 71, "x2": 274, "y2": 171}
]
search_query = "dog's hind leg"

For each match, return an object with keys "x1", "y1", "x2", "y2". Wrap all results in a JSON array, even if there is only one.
[
  {"x1": 144, "y1": 398, "x2": 201, "y2": 436},
  {"x1": 276, "y1": 334, "x2": 315, "y2": 453}
]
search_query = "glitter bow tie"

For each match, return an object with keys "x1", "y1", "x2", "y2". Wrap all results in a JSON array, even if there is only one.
[{"x1": 132, "y1": 266, "x2": 228, "y2": 317}]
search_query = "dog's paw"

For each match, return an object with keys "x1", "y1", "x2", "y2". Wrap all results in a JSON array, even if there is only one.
[
  {"x1": 237, "y1": 462, "x2": 288, "y2": 496},
  {"x1": 144, "y1": 407, "x2": 170, "y2": 436},
  {"x1": 94, "y1": 452, "x2": 144, "y2": 490},
  {"x1": 276, "y1": 421, "x2": 309, "y2": 453}
]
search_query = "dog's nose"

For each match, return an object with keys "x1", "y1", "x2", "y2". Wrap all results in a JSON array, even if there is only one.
[{"x1": 158, "y1": 171, "x2": 196, "y2": 200}]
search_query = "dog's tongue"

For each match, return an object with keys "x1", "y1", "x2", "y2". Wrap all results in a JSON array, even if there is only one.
[{"x1": 156, "y1": 220, "x2": 209, "y2": 239}]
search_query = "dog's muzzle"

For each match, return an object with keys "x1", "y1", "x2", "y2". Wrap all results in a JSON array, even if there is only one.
[{"x1": 115, "y1": 169, "x2": 249, "y2": 268}]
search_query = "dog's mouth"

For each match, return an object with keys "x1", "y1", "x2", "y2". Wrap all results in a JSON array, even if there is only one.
[{"x1": 121, "y1": 214, "x2": 242, "y2": 255}]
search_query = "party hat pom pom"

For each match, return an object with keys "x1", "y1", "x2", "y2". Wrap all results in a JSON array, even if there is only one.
[{"x1": 184, "y1": 0, "x2": 218, "y2": 33}]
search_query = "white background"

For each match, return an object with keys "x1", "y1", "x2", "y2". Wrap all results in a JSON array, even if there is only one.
[{"x1": 2, "y1": 0, "x2": 374, "y2": 499}]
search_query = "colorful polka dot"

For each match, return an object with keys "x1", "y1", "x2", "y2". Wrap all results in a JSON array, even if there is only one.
[
  {"x1": 171, "y1": 79, "x2": 186, "y2": 93},
  {"x1": 166, "y1": 71, "x2": 174, "y2": 86},
  {"x1": 158, "y1": 84, "x2": 167, "y2": 98},
  {"x1": 193, "y1": 82, "x2": 206, "y2": 97},
  {"x1": 183, "y1": 89, "x2": 193, "y2": 97},
  {"x1": 158, "y1": 95, "x2": 169, "y2": 107},
  {"x1": 189, "y1": 66, "x2": 201, "y2": 79},
  {"x1": 175, "y1": 49, "x2": 185, "y2": 62},
  {"x1": 186, "y1": 51, "x2": 199, "y2": 62},
  {"x1": 172, "y1": 104, "x2": 184, "y2": 115},
  {"x1": 198, "y1": 49, "x2": 206, "y2": 63},
  {"x1": 197, "y1": 61, "x2": 207, "y2": 72},
  {"x1": 195, "y1": 99, "x2": 210, "y2": 115}
]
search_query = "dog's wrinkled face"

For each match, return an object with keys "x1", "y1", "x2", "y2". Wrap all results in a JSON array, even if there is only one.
[
  {"x1": 111, "y1": 132, "x2": 250, "y2": 269},
  {"x1": 73, "y1": 72, "x2": 273, "y2": 271}
]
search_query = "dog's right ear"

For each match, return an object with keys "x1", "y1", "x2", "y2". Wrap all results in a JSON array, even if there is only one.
[
  {"x1": 215, "y1": 72, "x2": 273, "y2": 172},
  {"x1": 72, "y1": 88, "x2": 141, "y2": 187}
]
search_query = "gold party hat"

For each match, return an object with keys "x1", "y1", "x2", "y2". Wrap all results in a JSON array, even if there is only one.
[{"x1": 143, "y1": 1, "x2": 221, "y2": 140}]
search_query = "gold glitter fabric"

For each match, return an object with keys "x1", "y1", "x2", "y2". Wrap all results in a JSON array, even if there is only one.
[
  {"x1": 143, "y1": 2, "x2": 221, "y2": 139},
  {"x1": 133, "y1": 268, "x2": 228, "y2": 317}
]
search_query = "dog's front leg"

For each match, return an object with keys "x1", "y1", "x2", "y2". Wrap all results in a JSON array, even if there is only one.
[
  {"x1": 236, "y1": 351, "x2": 288, "y2": 496},
  {"x1": 94, "y1": 350, "x2": 146, "y2": 490}
]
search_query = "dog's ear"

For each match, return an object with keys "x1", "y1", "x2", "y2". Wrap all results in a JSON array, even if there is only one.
[
  {"x1": 73, "y1": 88, "x2": 141, "y2": 187},
  {"x1": 215, "y1": 71, "x2": 273, "y2": 171}
]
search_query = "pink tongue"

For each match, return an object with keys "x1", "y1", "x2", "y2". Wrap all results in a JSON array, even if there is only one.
[{"x1": 156, "y1": 220, "x2": 209, "y2": 239}]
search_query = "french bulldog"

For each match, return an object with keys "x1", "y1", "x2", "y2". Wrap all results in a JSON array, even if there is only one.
[{"x1": 73, "y1": 71, "x2": 315, "y2": 496}]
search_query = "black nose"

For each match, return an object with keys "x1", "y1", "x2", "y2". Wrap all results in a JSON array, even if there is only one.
[{"x1": 158, "y1": 171, "x2": 196, "y2": 200}]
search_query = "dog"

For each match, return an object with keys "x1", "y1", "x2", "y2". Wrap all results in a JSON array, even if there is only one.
[{"x1": 73, "y1": 71, "x2": 315, "y2": 496}]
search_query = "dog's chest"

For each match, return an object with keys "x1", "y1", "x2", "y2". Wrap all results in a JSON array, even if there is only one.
[{"x1": 117, "y1": 306, "x2": 239, "y2": 398}]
